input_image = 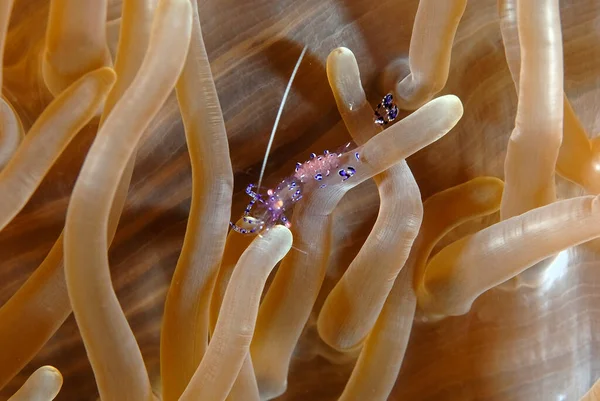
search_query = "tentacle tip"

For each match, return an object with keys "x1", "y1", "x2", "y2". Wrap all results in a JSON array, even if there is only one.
[
  {"x1": 328, "y1": 47, "x2": 354, "y2": 61},
  {"x1": 269, "y1": 224, "x2": 293, "y2": 247},
  {"x1": 316, "y1": 317, "x2": 365, "y2": 352},
  {"x1": 380, "y1": 55, "x2": 410, "y2": 99},
  {"x1": 429, "y1": 94, "x2": 464, "y2": 123},
  {"x1": 255, "y1": 378, "x2": 288, "y2": 400},
  {"x1": 326, "y1": 48, "x2": 365, "y2": 110},
  {"x1": 94, "y1": 67, "x2": 118, "y2": 87},
  {"x1": 437, "y1": 93, "x2": 463, "y2": 110},
  {"x1": 44, "y1": 365, "x2": 64, "y2": 383}
]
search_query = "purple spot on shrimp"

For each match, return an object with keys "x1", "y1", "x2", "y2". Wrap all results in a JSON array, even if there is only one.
[
  {"x1": 388, "y1": 106, "x2": 399, "y2": 120},
  {"x1": 355, "y1": 152, "x2": 360, "y2": 161},
  {"x1": 347, "y1": 166, "x2": 356, "y2": 176},
  {"x1": 295, "y1": 162, "x2": 301, "y2": 172},
  {"x1": 324, "y1": 150, "x2": 330, "y2": 155},
  {"x1": 383, "y1": 93, "x2": 393, "y2": 106},
  {"x1": 315, "y1": 173, "x2": 323, "y2": 181},
  {"x1": 310, "y1": 153, "x2": 316, "y2": 159},
  {"x1": 339, "y1": 169, "x2": 347, "y2": 177},
  {"x1": 320, "y1": 184, "x2": 327, "y2": 188}
]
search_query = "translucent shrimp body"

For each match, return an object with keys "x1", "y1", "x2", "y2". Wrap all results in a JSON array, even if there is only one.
[
  {"x1": 228, "y1": 46, "x2": 365, "y2": 235},
  {"x1": 230, "y1": 143, "x2": 361, "y2": 234}
]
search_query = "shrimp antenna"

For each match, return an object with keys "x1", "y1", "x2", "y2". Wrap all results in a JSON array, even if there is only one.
[{"x1": 257, "y1": 45, "x2": 308, "y2": 191}]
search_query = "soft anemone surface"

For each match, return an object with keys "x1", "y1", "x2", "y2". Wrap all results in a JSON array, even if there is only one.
[{"x1": 0, "y1": 0, "x2": 600, "y2": 400}]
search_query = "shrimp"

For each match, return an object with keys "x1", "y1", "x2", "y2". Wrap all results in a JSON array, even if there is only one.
[
  {"x1": 230, "y1": 46, "x2": 363, "y2": 235},
  {"x1": 230, "y1": 143, "x2": 361, "y2": 234}
]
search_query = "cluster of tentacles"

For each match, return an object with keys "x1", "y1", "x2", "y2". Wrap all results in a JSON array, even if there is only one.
[{"x1": 2, "y1": 0, "x2": 600, "y2": 400}]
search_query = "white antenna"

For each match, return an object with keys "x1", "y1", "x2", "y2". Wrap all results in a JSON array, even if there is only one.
[{"x1": 257, "y1": 45, "x2": 308, "y2": 190}]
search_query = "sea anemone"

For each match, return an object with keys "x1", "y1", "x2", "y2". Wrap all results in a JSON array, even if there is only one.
[{"x1": 1, "y1": 0, "x2": 600, "y2": 400}]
